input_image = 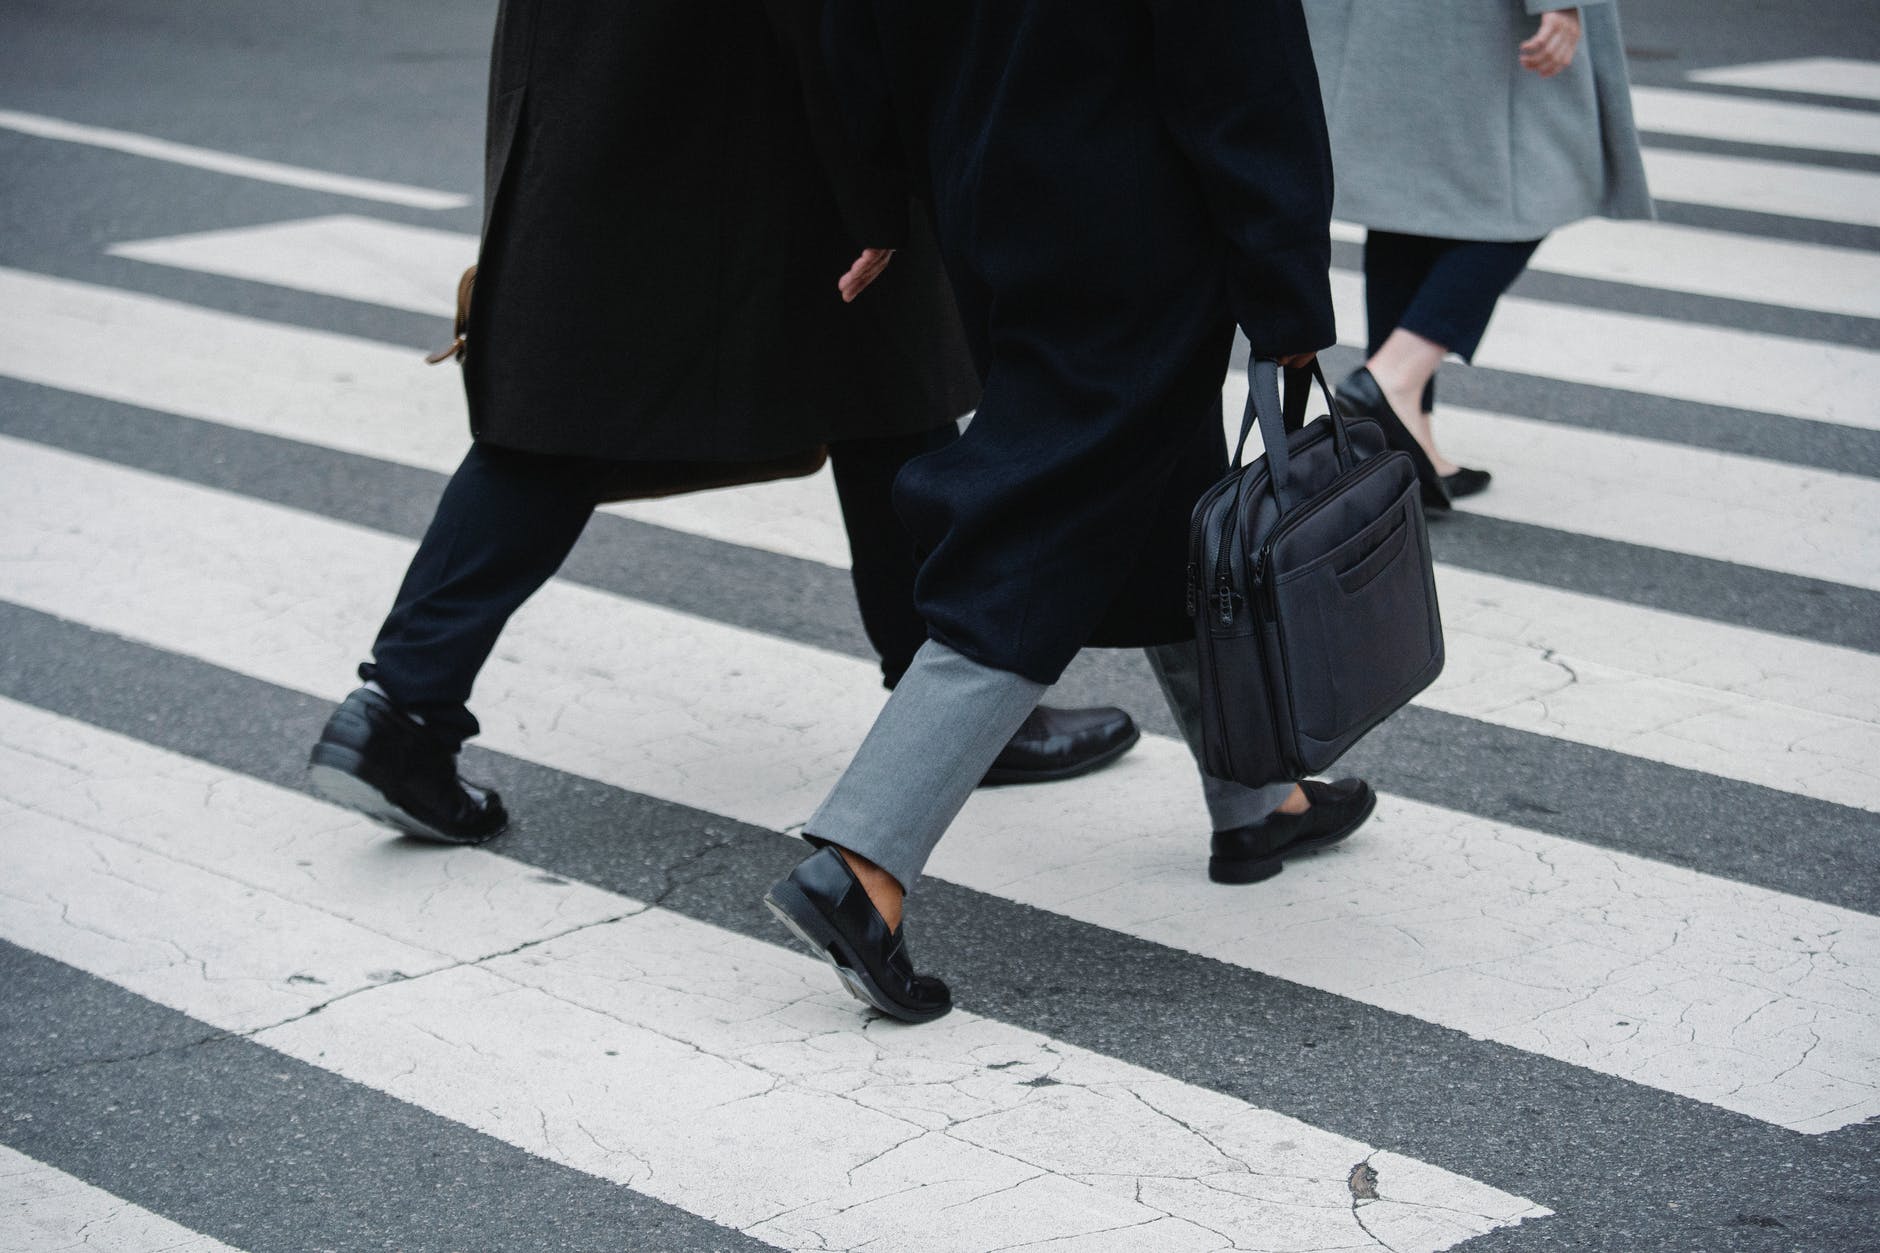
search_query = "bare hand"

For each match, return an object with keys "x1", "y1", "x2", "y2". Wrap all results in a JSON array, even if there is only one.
[
  {"x1": 1519, "y1": 8, "x2": 1581, "y2": 78},
  {"x1": 1277, "y1": 351, "x2": 1317, "y2": 369},
  {"x1": 838, "y1": 248, "x2": 894, "y2": 303}
]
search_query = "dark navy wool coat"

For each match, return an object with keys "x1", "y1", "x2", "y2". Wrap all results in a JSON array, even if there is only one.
[
  {"x1": 826, "y1": 0, "x2": 1337, "y2": 682},
  {"x1": 463, "y1": 0, "x2": 979, "y2": 463}
]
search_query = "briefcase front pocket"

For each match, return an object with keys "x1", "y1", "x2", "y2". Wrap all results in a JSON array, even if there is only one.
[{"x1": 1269, "y1": 484, "x2": 1440, "y2": 761}]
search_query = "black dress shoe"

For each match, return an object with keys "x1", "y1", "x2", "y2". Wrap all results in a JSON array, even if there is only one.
[
  {"x1": 764, "y1": 847, "x2": 952, "y2": 1024},
  {"x1": 307, "y1": 687, "x2": 509, "y2": 845},
  {"x1": 1334, "y1": 368, "x2": 1452, "y2": 513},
  {"x1": 981, "y1": 705, "x2": 1140, "y2": 786},
  {"x1": 1209, "y1": 778, "x2": 1375, "y2": 884},
  {"x1": 1442, "y1": 466, "x2": 1492, "y2": 500}
]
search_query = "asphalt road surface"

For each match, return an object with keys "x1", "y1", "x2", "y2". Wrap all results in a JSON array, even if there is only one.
[{"x1": 2, "y1": 2, "x2": 1878, "y2": 1251}]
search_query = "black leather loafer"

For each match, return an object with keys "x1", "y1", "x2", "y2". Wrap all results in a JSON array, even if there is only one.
[
  {"x1": 307, "y1": 687, "x2": 508, "y2": 845},
  {"x1": 764, "y1": 847, "x2": 952, "y2": 1024},
  {"x1": 1442, "y1": 466, "x2": 1492, "y2": 500},
  {"x1": 1209, "y1": 778, "x2": 1375, "y2": 884},
  {"x1": 981, "y1": 705, "x2": 1140, "y2": 786},
  {"x1": 1334, "y1": 368, "x2": 1452, "y2": 513}
]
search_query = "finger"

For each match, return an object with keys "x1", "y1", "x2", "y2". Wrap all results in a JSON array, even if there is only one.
[
  {"x1": 837, "y1": 252, "x2": 879, "y2": 301},
  {"x1": 839, "y1": 255, "x2": 891, "y2": 303}
]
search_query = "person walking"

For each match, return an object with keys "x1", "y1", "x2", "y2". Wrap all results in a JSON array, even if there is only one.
[
  {"x1": 762, "y1": 0, "x2": 1378, "y2": 1024},
  {"x1": 305, "y1": 0, "x2": 1142, "y2": 845},
  {"x1": 1307, "y1": 1, "x2": 1653, "y2": 509}
]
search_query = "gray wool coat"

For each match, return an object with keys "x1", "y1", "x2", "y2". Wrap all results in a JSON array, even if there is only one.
[{"x1": 1304, "y1": 0, "x2": 1654, "y2": 241}]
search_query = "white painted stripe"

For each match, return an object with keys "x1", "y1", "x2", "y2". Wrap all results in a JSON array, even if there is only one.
[
  {"x1": 126, "y1": 212, "x2": 1880, "y2": 340},
  {"x1": 97, "y1": 212, "x2": 1880, "y2": 438},
  {"x1": 101, "y1": 220, "x2": 1880, "y2": 590},
  {"x1": 1631, "y1": 86, "x2": 1880, "y2": 157},
  {"x1": 0, "y1": 267, "x2": 473, "y2": 474},
  {"x1": 111, "y1": 215, "x2": 474, "y2": 318},
  {"x1": 3, "y1": 267, "x2": 1876, "y2": 728},
  {"x1": 0, "y1": 110, "x2": 469, "y2": 211},
  {"x1": 0, "y1": 1145, "x2": 246, "y2": 1253},
  {"x1": 0, "y1": 700, "x2": 1547, "y2": 1250},
  {"x1": 576, "y1": 459, "x2": 1880, "y2": 733},
  {"x1": 1331, "y1": 217, "x2": 1880, "y2": 321},
  {"x1": 3, "y1": 442, "x2": 1875, "y2": 1133},
  {"x1": 1643, "y1": 147, "x2": 1880, "y2": 228},
  {"x1": 1436, "y1": 405, "x2": 1880, "y2": 590},
  {"x1": 1689, "y1": 58, "x2": 1880, "y2": 104},
  {"x1": 1326, "y1": 269, "x2": 1880, "y2": 432}
]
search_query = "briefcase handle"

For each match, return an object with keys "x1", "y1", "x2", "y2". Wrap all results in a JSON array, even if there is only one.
[{"x1": 1231, "y1": 358, "x2": 1352, "y2": 514}]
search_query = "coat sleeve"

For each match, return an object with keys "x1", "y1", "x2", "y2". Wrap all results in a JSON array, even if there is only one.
[
  {"x1": 761, "y1": 0, "x2": 908, "y2": 249},
  {"x1": 1147, "y1": 0, "x2": 1336, "y2": 356},
  {"x1": 1527, "y1": 1, "x2": 1608, "y2": 13}
]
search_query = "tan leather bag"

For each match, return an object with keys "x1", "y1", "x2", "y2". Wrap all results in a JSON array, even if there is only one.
[{"x1": 427, "y1": 266, "x2": 829, "y2": 502}]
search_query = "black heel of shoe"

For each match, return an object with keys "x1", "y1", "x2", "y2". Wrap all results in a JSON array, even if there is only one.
[{"x1": 1333, "y1": 368, "x2": 1452, "y2": 512}]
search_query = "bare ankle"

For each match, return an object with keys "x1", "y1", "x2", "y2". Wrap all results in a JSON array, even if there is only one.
[
  {"x1": 1275, "y1": 784, "x2": 1310, "y2": 816},
  {"x1": 837, "y1": 847, "x2": 905, "y2": 930}
]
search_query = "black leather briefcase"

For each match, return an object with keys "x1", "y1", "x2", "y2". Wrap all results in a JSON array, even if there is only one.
[{"x1": 1187, "y1": 360, "x2": 1444, "y2": 785}]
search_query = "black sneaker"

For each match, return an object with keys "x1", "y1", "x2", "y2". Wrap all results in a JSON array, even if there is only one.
[
  {"x1": 1209, "y1": 778, "x2": 1374, "y2": 884},
  {"x1": 307, "y1": 687, "x2": 508, "y2": 844}
]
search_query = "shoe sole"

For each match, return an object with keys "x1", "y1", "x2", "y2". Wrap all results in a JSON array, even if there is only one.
[
  {"x1": 1208, "y1": 786, "x2": 1377, "y2": 885},
  {"x1": 307, "y1": 745, "x2": 506, "y2": 846},
  {"x1": 979, "y1": 724, "x2": 1142, "y2": 788},
  {"x1": 763, "y1": 880, "x2": 950, "y2": 1025}
]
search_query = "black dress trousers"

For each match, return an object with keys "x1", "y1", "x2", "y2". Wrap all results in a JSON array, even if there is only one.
[{"x1": 365, "y1": 427, "x2": 956, "y2": 748}]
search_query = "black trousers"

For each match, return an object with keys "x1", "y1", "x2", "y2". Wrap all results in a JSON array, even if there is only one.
[
  {"x1": 364, "y1": 424, "x2": 958, "y2": 748},
  {"x1": 1363, "y1": 230, "x2": 1542, "y2": 411}
]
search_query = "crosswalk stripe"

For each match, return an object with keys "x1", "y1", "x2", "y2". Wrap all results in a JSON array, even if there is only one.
[
  {"x1": 0, "y1": 1144, "x2": 246, "y2": 1253},
  {"x1": 0, "y1": 698, "x2": 1549, "y2": 1250},
  {"x1": 100, "y1": 218, "x2": 1880, "y2": 594},
  {"x1": 98, "y1": 211, "x2": 1880, "y2": 440},
  {"x1": 1331, "y1": 217, "x2": 1880, "y2": 320},
  {"x1": 1630, "y1": 85, "x2": 1880, "y2": 156},
  {"x1": 0, "y1": 110, "x2": 470, "y2": 211},
  {"x1": 13, "y1": 260, "x2": 1880, "y2": 604},
  {"x1": 9, "y1": 370, "x2": 1880, "y2": 812},
  {"x1": 4, "y1": 439, "x2": 1875, "y2": 1133},
  {"x1": 107, "y1": 218, "x2": 1880, "y2": 436},
  {"x1": 1689, "y1": 57, "x2": 1880, "y2": 104},
  {"x1": 1643, "y1": 147, "x2": 1880, "y2": 228},
  {"x1": 1326, "y1": 270, "x2": 1880, "y2": 432},
  {"x1": 5, "y1": 266, "x2": 1877, "y2": 766},
  {"x1": 123, "y1": 213, "x2": 1880, "y2": 331},
  {"x1": 602, "y1": 466, "x2": 1880, "y2": 727},
  {"x1": 111, "y1": 215, "x2": 471, "y2": 318},
  {"x1": 1444, "y1": 404, "x2": 1878, "y2": 587},
  {"x1": 110, "y1": 191, "x2": 1880, "y2": 349},
  {"x1": 1223, "y1": 370, "x2": 1880, "y2": 594}
]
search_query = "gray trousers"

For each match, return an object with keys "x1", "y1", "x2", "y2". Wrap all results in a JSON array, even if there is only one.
[{"x1": 805, "y1": 639, "x2": 1295, "y2": 889}]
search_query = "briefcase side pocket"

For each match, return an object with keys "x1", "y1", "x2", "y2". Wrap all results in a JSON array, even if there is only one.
[{"x1": 1268, "y1": 479, "x2": 1441, "y2": 768}]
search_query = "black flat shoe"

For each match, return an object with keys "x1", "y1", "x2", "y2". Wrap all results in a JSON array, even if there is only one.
[
  {"x1": 1442, "y1": 466, "x2": 1492, "y2": 500},
  {"x1": 1209, "y1": 778, "x2": 1376, "y2": 884},
  {"x1": 764, "y1": 847, "x2": 952, "y2": 1024},
  {"x1": 1334, "y1": 368, "x2": 1451, "y2": 513},
  {"x1": 981, "y1": 705, "x2": 1140, "y2": 787},
  {"x1": 307, "y1": 687, "x2": 509, "y2": 844}
]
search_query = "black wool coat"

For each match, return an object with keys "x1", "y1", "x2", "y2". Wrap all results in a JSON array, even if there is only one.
[
  {"x1": 463, "y1": 0, "x2": 979, "y2": 462},
  {"x1": 825, "y1": 0, "x2": 1337, "y2": 683}
]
